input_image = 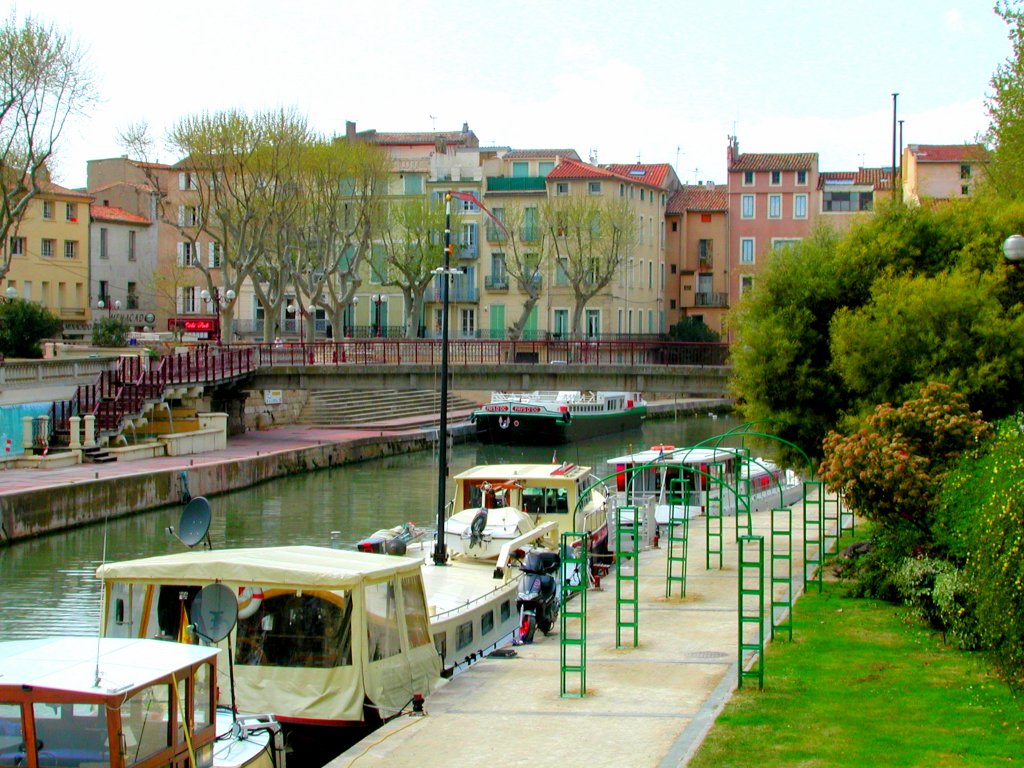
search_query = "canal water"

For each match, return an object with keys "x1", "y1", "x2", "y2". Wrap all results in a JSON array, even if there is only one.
[{"x1": 0, "y1": 414, "x2": 741, "y2": 641}]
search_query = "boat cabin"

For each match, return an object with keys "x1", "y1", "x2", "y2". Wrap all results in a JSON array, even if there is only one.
[
  {"x1": 0, "y1": 637, "x2": 218, "y2": 768},
  {"x1": 95, "y1": 546, "x2": 440, "y2": 729}
]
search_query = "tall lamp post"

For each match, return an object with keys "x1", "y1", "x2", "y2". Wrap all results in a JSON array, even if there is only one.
[
  {"x1": 371, "y1": 293, "x2": 387, "y2": 337},
  {"x1": 285, "y1": 299, "x2": 306, "y2": 345},
  {"x1": 200, "y1": 288, "x2": 236, "y2": 344},
  {"x1": 347, "y1": 296, "x2": 359, "y2": 337}
]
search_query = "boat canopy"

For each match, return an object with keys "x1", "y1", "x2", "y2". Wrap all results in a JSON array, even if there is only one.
[{"x1": 96, "y1": 545, "x2": 422, "y2": 589}]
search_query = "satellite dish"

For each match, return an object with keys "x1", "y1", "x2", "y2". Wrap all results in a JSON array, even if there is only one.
[
  {"x1": 190, "y1": 583, "x2": 238, "y2": 642},
  {"x1": 178, "y1": 497, "x2": 212, "y2": 548}
]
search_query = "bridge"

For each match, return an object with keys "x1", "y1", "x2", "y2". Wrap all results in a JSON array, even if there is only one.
[
  {"x1": 250, "y1": 339, "x2": 732, "y2": 396},
  {"x1": 3, "y1": 340, "x2": 732, "y2": 448}
]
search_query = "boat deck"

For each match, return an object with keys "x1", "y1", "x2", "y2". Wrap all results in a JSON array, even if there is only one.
[{"x1": 328, "y1": 501, "x2": 843, "y2": 768}]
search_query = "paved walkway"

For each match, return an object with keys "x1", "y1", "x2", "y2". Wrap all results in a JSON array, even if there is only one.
[{"x1": 329, "y1": 505, "x2": 824, "y2": 768}]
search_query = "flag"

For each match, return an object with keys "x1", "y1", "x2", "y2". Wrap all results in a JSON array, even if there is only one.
[{"x1": 551, "y1": 450, "x2": 557, "y2": 464}]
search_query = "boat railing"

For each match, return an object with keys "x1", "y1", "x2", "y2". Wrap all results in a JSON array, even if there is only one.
[{"x1": 431, "y1": 581, "x2": 516, "y2": 622}]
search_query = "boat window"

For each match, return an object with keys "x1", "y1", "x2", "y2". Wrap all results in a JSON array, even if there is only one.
[
  {"x1": 0, "y1": 703, "x2": 24, "y2": 766},
  {"x1": 456, "y1": 621, "x2": 473, "y2": 650},
  {"x1": 123, "y1": 684, "x2": 172, "y2": 763},
  {"x1": 500, "y1": 600, "x2": 511, "y2": 622},
  {"x1": 235, "y1": 591, "x2": 353, "y2": 669},
  {"x1": 523, "y1": 487, "x2": 569, "y2": 515},
  {"x1": 366, "y1": 580, "x2": 402, "y2": 662},
  {"x1": 29, "y1": 701, "x2": 110, "y2": 766},
  {"x1": 156, "y1": 585, "x2": 201, "y2": 640},
  {"x1": 481, "y1": 610, "x2": 494, "y2": 636},
  {"x1": 402, "y1": 575, "x2": 432, "y2": 649},
  {"x1": 193, "y1": 662, "x2": 213, "y2": 732}
]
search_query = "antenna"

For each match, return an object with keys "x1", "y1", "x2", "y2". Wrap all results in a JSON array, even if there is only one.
[
  {"x1": 429, "y1": 115, "x2": 437, "y2": 130},
  {"x1": 676, "y1": 146, "x2": 682, "y2": 168}
]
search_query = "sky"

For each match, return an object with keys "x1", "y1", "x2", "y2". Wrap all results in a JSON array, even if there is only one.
[{"x1": 14, "y1": 0, "x2": 1014, "y2": 190}]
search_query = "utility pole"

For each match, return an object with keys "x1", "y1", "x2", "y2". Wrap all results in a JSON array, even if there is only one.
[{"x1": 892, "y1": 93, "x2": 899, "y2": 202}]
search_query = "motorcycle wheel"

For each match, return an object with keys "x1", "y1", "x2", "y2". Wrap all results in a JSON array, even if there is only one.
[
  {"x1": 520, "y1": 614, "x2": 536, "y2": 644},
  {"x1": 538, "y1": 614, "x2": 553, "y2": 634}
]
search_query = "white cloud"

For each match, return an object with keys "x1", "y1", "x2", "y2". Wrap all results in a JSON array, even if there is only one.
[{"x1": 943, "y1": 9, "x2": 965, "y2": 33}]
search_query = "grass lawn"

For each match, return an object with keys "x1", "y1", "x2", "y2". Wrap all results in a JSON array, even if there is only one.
[{"x1": 689, "y1": 578, "x2": 1024, "y2": 767}]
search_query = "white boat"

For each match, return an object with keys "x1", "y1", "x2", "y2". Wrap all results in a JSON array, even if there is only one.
[
  {"x1": 95, "y1": 545, "x2": 440, "y2": 764},
  {"x1": 472, "y1": 390, "x2": 647, "y2": 445},
  {"x1": 0, "y1": 636, "x2": 281, "y2": 768},
  {"x1": 604, "y1": 444, "x2": 804, "y2": 546}
]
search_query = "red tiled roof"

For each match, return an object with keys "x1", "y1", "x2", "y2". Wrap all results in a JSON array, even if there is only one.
[
  {"x1": 667, "y1": 184, "x2": 727, "y2": 214},
  {"x1": 38, "y1": 180, "x2": 93, "y2": 201},
  {"x1": 504, "y1": 149, "x2": 581, "y2": 161},
  {"x1": 90, "y1": 204, "x2": 150, "y2": 225},
  {"x1": 604, "y1": 163, "x2": 673, "y2": 189},
  {"x1": 730, "y1": 153, "x2": 817, "y2": 172},
  {"x1": 907, "y1": 144, "x2": 988, "y2": 163},
  {"x1": 546, "y1": 159, "x2": 624, "y2": 181}
]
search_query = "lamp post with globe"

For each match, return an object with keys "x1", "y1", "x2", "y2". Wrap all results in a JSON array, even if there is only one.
[
  {"x1": 371, "y1": 293, "x2": 388, "y2": 337},
  {"x1": 96, "y1": 298, "x2": 121, "y2": 316},
  {"x1": 200, "y1": 288, "x2": 236, "y2": 344}
]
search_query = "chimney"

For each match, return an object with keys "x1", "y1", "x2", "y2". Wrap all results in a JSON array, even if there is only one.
[
  {"x1": 346, "y1": 121, "x2": 357, "y2": 140},
  {"x1": 462, "y1": 122, "x2": 469, "y2": 133},
  {"x1": 727, "y1": 135, "x2": 739, "y2": 167}
]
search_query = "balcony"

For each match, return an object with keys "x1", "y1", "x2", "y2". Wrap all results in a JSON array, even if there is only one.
[
  {"x1": 484, "y1": 275, "x2": 509, "y2": 291},
  {"x1": 486, "y1": 176, "x2": 547, "y2": 193},
  {"x1": 424, "y1": 285, "x2": 479, "y2": 303},
  {"x1": 457, "y1": 243, "x2": 478, "y2": 259},
  {"x1": 694, "y1": 292, "x2": 728, "y2": 307}
]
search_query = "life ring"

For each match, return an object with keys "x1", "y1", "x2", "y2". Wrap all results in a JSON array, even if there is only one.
[{"x1": 237, "y1": 586, "x2": 265, "y2": 619}]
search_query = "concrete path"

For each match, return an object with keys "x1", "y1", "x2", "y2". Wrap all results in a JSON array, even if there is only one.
[{"x1": 329, "y1": 505, "x2": 824, "y2": 768}]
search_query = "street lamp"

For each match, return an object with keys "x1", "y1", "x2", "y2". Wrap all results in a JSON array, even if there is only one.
[
  {"x1": 1003, "y1": 234, "x2": 1024, "y2": 262},
  {"x1": 96, "y1": 298, "x2": 121, "y2": 316},
  {"x1": 347, "y1": 296, "x2": 359, "y2": 337},
  {"x1": 285, "y1": 299, "x2": 305, "y2": 345},
  {"x1": 3, "y1": 286, "x2": 16, "y2": 302},
  {"x1": 200, "y1": 288, "x2": 236, "y2": 343},
  {"x1": 371, "y1": 293, "x2": 388, "y2": 337}
]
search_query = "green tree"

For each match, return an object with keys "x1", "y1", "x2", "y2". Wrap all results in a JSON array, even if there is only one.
[
  {"x1": 667, "y1": 317, "x2": 720, "y2": 343},
  {"x1": 542, "y1": 196, "x2": 637, "y2": 341},
  {"x1": 986, "y1": 1, "x2": 1024, "y2": 198},
  {"x1": 91, "y1": 317, "x2": 129, "y2": 347},
  {"x1": 0, "y1": 14, "x2": 96, "y2": 281},
  {"x1": 0, "y1": 297, "x2": 61, "y2": 357},
  {"x1": 830, "y1": 268, "x2": 1024, "y2": 419}
]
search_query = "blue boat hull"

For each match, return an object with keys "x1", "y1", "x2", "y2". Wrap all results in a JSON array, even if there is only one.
[{"x1": 473, "y1": 409, "x2": 646, "y2": 445}]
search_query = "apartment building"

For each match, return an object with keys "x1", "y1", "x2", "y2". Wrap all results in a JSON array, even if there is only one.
[
  {"x1": 89, "y1": 201, "x2": 158, "y2": 331},
  {"x1": 902, "y1": 143, "x2": 989, "y2": 204},
  {"x1": 818, "y1": 167, "x2": 894, "y2": 233},
  {"x1": 666, "y1": 183, "x2": 728, "y2": 335},
  {"x1": 726, "y1": 136, "x2": 818, "y2": 304},
  {"x1": 478, "y1": 148, "x2": 579, "y2": 339},
  {"x1": 87, "y1": 158, "x2": 224, "y2": 339},
  {"x1": 2, "y1": 180, "x2": 93, "y2": 339}
]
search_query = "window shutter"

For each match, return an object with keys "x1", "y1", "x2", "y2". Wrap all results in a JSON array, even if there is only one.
[
  {"x1": 177, "y1": 242, "x2": 184, "y2": 267},
  {"x1": 208, "y1": 242, "x2": 215, "y2": 268},
  {"x1": 176, "y1": 287, "x2": 183, "y2": 313},
  {"x1": 178, "y1": 173, "x2": 186, "y2": 191}
]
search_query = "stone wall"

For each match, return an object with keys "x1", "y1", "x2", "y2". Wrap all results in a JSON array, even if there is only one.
[{"x1": 243, "y1": 388, "x2": 307, "y2": 430}]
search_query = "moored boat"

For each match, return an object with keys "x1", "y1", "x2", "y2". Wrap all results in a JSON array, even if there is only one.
[
  {"x1": 472, "y1": 390, "x2": 647, "y2": 444},
  {"x1": 0, "y1": 636, "x2": 282, "y2": 768}
]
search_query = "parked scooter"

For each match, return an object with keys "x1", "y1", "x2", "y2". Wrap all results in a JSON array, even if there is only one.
[{"x1": 516, "y1": 549, "x2": 561, "y2": 644}]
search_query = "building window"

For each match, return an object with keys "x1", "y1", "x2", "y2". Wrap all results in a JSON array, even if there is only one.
[
  {"x1": 671, "y1": 221, "x2": 678, "y2": 232},
  {"x1": 961, "y1": 184, "x2": 970, "y2": 196},
  {"x1": 960, "y1": 164, "x2": 971, "y2": 180},
  {"x1": 556, "y1": 182, "x2": 569, "y2": 196},
  {"x1": 99, "y1": 228, "x2": 108, "y2": 259},
  {"x1": 177, "y1": 241, "x2": 198, "y2": 267},
  {"x1": 538, "y1": 161, "x2": 554, "y2": 176},
  {"x1": 743, "y1": 171, "x2": 754, "y2": 186},
  {"x1": 823, "y1": 191, "x2": 873, "y2": 212},
  {"x1": 9, "y1": 236, "x2": 24, "y2": 256},
  {"x1": 65, "y1": 203, "x2": 77, "y2": 222},
  {"x1": 796, "y1": 170, "x2": 808, "y2": 185},
  {"x1": 458, "y1": 190, "x2": 479, "y2": 213},
  {"x1": 741, "y1": 194, "x2": 754, "y2": 219},
  {"x1": 740, "y1": 275, "x2": 755, "y2": 295},
  {"x1": 770, "y1": 171, "x2": 781, "y2": 186},
  {"x1": 698, "y1": 239, "x2": 713, "y2": 268},
  {"x1": 740, "y1": 238, "x2": 755, "y2": 264},
  {"x1": 403, "y1": 174, "x2": 422, "y2": 195},
  {"x1": 41, "y1": 238, "x2": 54, "y2": 257},
  {"x1": 209, "y1": 242, "x2": 222, "y2": 268},
  {"x1": 773, "y1": 238, "x2": 800, "y2": 251},
  {"x1": 64, "y1": 240, "x2": 78, "y2": 259},
  {"x1": 179, "y1": 205, "x2": 201, "y2": 227},
  {"x1": 768, "y1": 194, "x2": 782, "y2": 219},
  {"x1": 619, "y1": 183, "x2": 625, "y2": 197},
  {"x1": 794, "y1": 194, "x2": 808, "y2": 219},
  {"x1": 42, "y1": 201, "x2": 53, "y2": 220},
  {"x1": 179, "y1": 172, "x2": 199, "y2": 190},
  {"x1": 588, "y1": 181, "x2": 601, "y2": 195},
  {"x1": 128, "y1": 230, "x2": 136, "y2": 261},
  {"x1": 511, "y1": 161, "x2": 528, "y2": 178},
  {"x1": 127, "y1": 282, "x2": 138, "y2": 309}
]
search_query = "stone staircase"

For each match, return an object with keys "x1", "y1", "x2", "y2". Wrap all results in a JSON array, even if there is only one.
[{"x1": 297, "y1": 389, "x2": 482, "y2": 429}]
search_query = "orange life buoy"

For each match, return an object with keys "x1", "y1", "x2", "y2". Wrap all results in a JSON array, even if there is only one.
[
  {"x1": 651, "y1": 445, "x2": 675, "y2": 452},
  {"x1": 236, "y1": 586, "x2": 265, "y2": 619}
]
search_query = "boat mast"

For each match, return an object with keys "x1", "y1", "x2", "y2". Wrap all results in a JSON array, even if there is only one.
[{"x1": 433, "y1": 192, "x2": 456, "y2": 566}]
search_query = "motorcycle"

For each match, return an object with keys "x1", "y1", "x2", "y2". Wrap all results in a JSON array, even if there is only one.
[{"x1": 516, "y1": 549, "x2": 561, "y2": 644}]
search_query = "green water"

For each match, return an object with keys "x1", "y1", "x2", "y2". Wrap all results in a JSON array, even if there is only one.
[{"x1": 0, "y1": 414, "x2": 741, "y2": 640}]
